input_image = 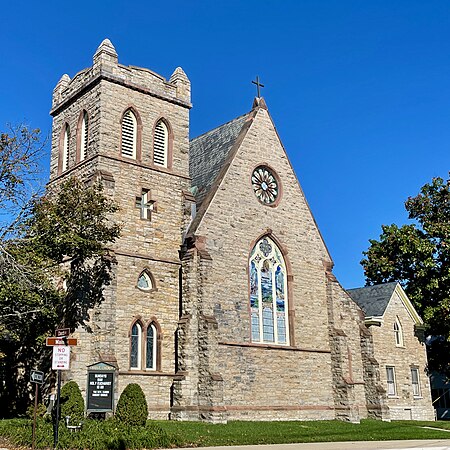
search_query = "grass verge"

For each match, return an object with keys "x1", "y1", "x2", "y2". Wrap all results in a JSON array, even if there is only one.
[
  {"x1": 156, "y1": 419, "x2": 450, "y2": 448},
  {"x1": 0, "y1": 418, "x2": 449, "y2": 449}
]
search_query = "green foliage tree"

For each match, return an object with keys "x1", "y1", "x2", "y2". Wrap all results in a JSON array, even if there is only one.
[
  {"x1": 26, "y1": 177, "x2": 121, "y2": 331},
  {"x1": 0, "y1": 126, "x2": 121, "y2": 417},
  {"x1": 115, "y1": 383, "x2": 148, "y2": 426},
  {"x1": 361, "y1": 174, "x2": 450, "y2": 377},
  {"x1": 60, "y1": 381, "x2": 84, "y2": 422}
]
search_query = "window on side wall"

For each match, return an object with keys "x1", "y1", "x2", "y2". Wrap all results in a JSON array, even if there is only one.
[
  {"x1": 61, "y1": 124, "x2": 70, "y2": 172},
  {"x1": 121, "y1": 109, "x2": 137, "y2": 159},
  {"x1": 386, "y1": 366, "x2": 397, "y2": 396},
  {"x1": 394, "y1": 316, "x2": 404, "y2": 347},
  {"x1": 153, "y1": 120, "x2": 168, "y2": 167},
  {"x1": 249, "y1": 236, "x2": 289, "y2": 345},
  {"x1": 80, "y1": 111, "x2": 89, "y2": 161},
  {"x1": 130, "y1": 321, "x2": 142, "y2": 369},
  {"x1": 411, "y1": 367, "x2": 421, "y2": 397}
]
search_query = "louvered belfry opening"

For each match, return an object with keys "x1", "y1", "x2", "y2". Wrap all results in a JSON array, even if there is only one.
[
  {"x1": 80, "y1": 112, "x2": 89, "y2": 161},
  {"x1": 121, "y1": 109, "x2": 137, "y2": 158},
  {"x1": 62, "y1": 125, "x2": 70, "y2": 171},
  {"x1": 153, "y1": 120, "x2": 168, "y2": 167}
]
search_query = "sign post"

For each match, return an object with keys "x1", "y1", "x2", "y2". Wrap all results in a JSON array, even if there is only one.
[
  {"x1": 46, "y1": 329, "x2": 77, "y2": 449},
  {"x1": 30, "y1": 370, "x2": 44, "y2": 450}
]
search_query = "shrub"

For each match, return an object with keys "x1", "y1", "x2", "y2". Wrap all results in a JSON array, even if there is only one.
[
  {"x1": 60, "y1": 381, "x2": 84, "y2": 423},
  {"x1": 115, "y1": 383, "x2": 148, "y2": 426},
  {"x1": 26, "y1": 403, "x2": 47, "y2": 419},
  {"x1": 0, "y1": 418, "x2": 175, "y2": 450}
]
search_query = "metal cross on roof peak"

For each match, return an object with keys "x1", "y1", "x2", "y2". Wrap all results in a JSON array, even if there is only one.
[{"x1": 252, "y1": 76, "x2": 265, "y2": 98}]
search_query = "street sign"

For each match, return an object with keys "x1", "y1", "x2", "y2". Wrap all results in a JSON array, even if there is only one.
[
  {"x1": 52, "y1": 346, "x2": 71, "y2": 370},
  {"x1": 55, "y1": 328, "x2": 70, "y2": 338},
  {"x1": 46, "y1": 337, "x2": 77, "y2": 346},
  {"x1": 30, "y1": 370, "x2": 44, "y2": 385}
]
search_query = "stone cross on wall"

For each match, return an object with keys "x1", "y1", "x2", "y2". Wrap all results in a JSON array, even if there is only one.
[{"x1": 136, "y1": 189, "x2": 156, "y2": 220}]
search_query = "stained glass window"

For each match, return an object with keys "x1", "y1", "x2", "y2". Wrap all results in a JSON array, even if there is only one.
[
  {"x1": 249, "y1": 236, "x2": 289, "y2": 345},
  {"x1": 137, "y1": 271, "x2": 153, "y2": 290},
  {"x1": 130, "y1": 322, "x2": 141, "y2": 369},
  {"x1": 146, "y1": 324, "x2": 156, "y2": 370},
  {"x1": 251, "y1": 166, "x2": 279, "y2": 205}
]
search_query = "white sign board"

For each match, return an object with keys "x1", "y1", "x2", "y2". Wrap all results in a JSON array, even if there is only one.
[{"x1": 52, "y1": 345, "x2": 71, "y2": 370}]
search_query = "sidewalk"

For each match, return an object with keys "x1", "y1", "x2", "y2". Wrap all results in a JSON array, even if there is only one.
[{"x1": 171, "y1": 439, "x2": 450, "y2": 450}]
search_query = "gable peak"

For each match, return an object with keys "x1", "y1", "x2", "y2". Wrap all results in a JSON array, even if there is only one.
[{"x1": 252, "y1": 96, "x2": 268, "y2": 110}]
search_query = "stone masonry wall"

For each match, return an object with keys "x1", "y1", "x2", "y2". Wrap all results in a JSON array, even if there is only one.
[
  {"x1": 48, "y1": 41, "x2": 190, "y2": 417},
  {"x1": 370, "y1": 289, "x2": 435, "y2": 421},
  {"x1": 188, "y1": 107, "x2": 343, "y2": 420}
]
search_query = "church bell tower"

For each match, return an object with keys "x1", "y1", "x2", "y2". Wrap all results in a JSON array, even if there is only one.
[{"x1": 48, "y1": 39, "x2": 194, "y2": 418}]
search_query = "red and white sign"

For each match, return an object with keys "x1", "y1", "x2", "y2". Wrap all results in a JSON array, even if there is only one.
[
  {"x1": 52, "y1": 345, "x2": 71, "y2": 370},
  {"x1": 46, "y1": 337, "x2": 77, "y2": 346}
]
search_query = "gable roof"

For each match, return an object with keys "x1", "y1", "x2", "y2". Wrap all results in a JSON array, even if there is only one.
[
  {"x1": 185, "y1": 97, "x2": 333, "y2": 265},
  {"x1": 190, "y1": 112, "x2": 250, "y2": 206},
  {"x1": 347, "y1": 282, "x2": 397, "y2": 317},
  {"x1": 347, "y1": 282, "x2": 424, "y2": 326}
]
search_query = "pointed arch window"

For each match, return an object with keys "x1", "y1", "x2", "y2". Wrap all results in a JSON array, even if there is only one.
[
  {"x1": 80, "y1": 111, "x2": 89, "y2": 161},
  {"x1": 121, "y1": 109, "x2": 137, "y2": 159},
  {"x1": 153, "y1": 120, "x2": 168, "y2": 167},
  {"x1": 61, "y1": 125, "x2": 70, "y2": 172},
  {"x1": 137, "y1": 270, "x2": 153, "y2": 291},
  {"x1": 146, "y1": 323, "x2": 157, "y2": 370},
  {"x1": 394, "y1": 317, "x2": 403, "y2": 346},
  {"x1": 130, "y1": 322, "x2": 142, "y2": 369},
  {"x1": 249, "y1": 236, "x2": 289, "y2": 345}
]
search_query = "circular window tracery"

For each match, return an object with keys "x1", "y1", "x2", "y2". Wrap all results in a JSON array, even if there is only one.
[{"x1": 251, "y1": 166, "x2": 279, "y2": 205}]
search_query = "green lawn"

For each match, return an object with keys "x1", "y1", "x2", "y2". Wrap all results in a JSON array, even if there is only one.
[
  {"x1": 0, "y1": 418, "x2": 449, "y2": 449},
  {"x1": 156, "y1": 419, "x2": 450, "y2": 447}
]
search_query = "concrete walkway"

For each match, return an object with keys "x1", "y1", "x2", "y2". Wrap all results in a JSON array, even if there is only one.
[{"x1": 171, "y1": 440, "x2": 450, "y2": 450}]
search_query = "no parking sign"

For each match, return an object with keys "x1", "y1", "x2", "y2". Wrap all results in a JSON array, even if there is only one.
[{"x1": 51, "y1": 345, "x2": 71, "y2": 370}]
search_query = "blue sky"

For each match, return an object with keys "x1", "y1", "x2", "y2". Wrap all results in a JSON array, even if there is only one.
[{"x1": 1, "y1": 1, "x2": 449, "y2": 289}]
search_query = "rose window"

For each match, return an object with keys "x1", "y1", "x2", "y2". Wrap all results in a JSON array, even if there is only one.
[{"x1": 252, "y1": 166, "x2": 279, "y2": 205}]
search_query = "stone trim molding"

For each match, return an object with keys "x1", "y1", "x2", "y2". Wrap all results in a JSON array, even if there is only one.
[
  {"x1": 114, "y1": 250, "x2": 181, "y2": 266},
  {"x1": 48, "y1": 152, "x2": 190, "y2": 186},
  {"x1": 219, "y1": 341, "x2": 331, "y2": 354},
  {"x1": 118, "y1": 370, "x2": 178, "y2": 377},
  {"x1": 50, "y1": 70, "x2": 191, "y2": 117},
  {"x1": 226, "y1": 405, "x2": 333, "y2": 411},
  {"x1": 100, "y1": 153, "x2": 190, "y2": 180}
]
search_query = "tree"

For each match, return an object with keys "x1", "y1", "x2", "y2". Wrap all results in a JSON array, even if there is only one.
[
  {"x1": 0, "y1": 126, "x2": 121, "y2": 417},
  {"x1": 26, "y1": 177, "x2": 121, "y2": 331},
  {"x1": 0, "y1": 125, "x2": 46, "y2": 280},
  {"x1": 361, "y1": 174, "x2": 450, "y2": 377}
]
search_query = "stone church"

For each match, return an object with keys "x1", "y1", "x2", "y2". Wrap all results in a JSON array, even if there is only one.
[{"x1": 48, "y1": 39, "x2": 435, "y2": 422}]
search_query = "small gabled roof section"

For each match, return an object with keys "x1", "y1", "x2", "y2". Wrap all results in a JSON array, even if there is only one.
[
  {"x1": 347, "y1": 282, "x2": 423, "y2": 326},
  {"x1": 190, "y1": 112, "x2": 251, "y2": 207}
]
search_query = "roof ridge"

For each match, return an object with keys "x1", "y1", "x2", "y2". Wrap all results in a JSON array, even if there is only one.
[
  {"x1": 347, "y1": 281, "x2": 398, "y2": 292},
  {"x1": 190, "y1": 111, "x2": 250, "y2": 142}
]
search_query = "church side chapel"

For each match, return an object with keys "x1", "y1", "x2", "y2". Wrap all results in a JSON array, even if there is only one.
[{"x1": 48, "y1": 39, "x2": 435, "y2": 422}]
